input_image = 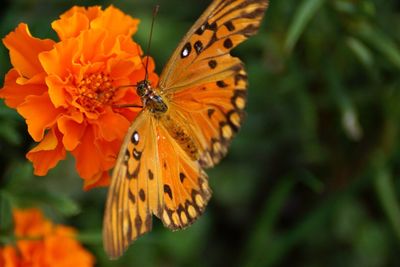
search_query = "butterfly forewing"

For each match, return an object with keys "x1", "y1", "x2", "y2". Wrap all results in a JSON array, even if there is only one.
[
  {"x1": 159, "y1": 0, "x2": 268, "y2": 90},
  {"x1": 103, "y1": 111, "x2": 163, "y2": 259}
]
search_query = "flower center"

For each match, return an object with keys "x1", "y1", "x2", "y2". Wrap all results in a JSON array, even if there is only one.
[{"x1": 76, "y1": 73, "x2": 115, "y2": 111}]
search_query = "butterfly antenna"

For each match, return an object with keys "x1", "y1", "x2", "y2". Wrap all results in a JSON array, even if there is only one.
[{"x1": 144, "y1": 4, "x2": 160, "y2": 81}]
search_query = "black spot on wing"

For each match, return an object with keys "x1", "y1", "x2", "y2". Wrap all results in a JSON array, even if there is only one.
[
  {"x1": 216, "y1": 80, "x2": 228, "y2": 88},
  {"x1": 132, "y1": 131, "x2": 139, "y2": 145},
  {"x1": 208, "y1": 60, "x2": 217, "y2": 69},
  {"x1": 128, "y1": 190, "x2": 136, "y2": 204},
  {"x1": 181, "y1": 42, "x2": 192, "y2": 58},
  {"x1": 148, "y1": 169, "x2": 154, "y2": 180},
  {"x1": 139, "y1": 189, "x2": 146, "y2": 202},
  {"x1": 164, "y1": 184, "x2": 173, "y2": 199},
  {"x1": 127, "y1": 163, "x2": 140, "y2": 180},
  {"x1": 223, "y1": 38, "x2": 233, "y2": 49},
  {"x1": 194, "y1": 40, "x2": 203, "y2": 54},
  {"x1": 207, "y1": 108, "x2": 215, "y2": 118},
  {"x1": 179, "y1": 172, "x2": 186, "y2": 183},
  {"x1": 224, "y1": 21, "x2": 235, "y2": 31},
  {"x1": 206, "y1": 21, "x2": 217, "y2": 31},
  {"x1": 132, "y1": 148, "x2": 142, "y2": 160}
]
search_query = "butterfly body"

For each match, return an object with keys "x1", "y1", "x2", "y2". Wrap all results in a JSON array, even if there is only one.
[
  {"x1": 136, "y1": 79, "x2": 200, "y2": 160},
  {"x1": 104, "y1": 0, "x2": 269, "y2": 259}
]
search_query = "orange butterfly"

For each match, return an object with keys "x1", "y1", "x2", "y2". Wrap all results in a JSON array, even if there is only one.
[{"x1": 103, "y1": 0, "x2": 268, "y2": 258}]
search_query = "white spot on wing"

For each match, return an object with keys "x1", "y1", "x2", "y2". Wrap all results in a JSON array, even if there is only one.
[
  {"x1": 133, "y1": 132, "x2": 139, "y2": 143},
  {"x1": 182, "y1": 48, "x2": 189, "y2": 57}
]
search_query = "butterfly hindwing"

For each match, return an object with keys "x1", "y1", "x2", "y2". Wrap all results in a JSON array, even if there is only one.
[
  {"x1": 169, "y1": 63, "x2": 247, "y2": 167},
  {"x1": 156, "y1": 120, "x2": 212, "y2": 229}
]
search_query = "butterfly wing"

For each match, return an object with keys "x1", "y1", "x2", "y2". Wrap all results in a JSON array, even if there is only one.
[
  {"x1": 156, "y1": 121, "x2": 211, "y2": 229},
  {"x1": 103, "y1": 111, "x2": 211, "y2": 258},
  {"x1": 159, "y1": 0, "x2": 268, "y2": 90},
  {"x1": 103, "y1": 111, "x2": 163, "y2": 259},
  {"x1": 160, "y1": 0, "x2": 268, "y2": 167}
]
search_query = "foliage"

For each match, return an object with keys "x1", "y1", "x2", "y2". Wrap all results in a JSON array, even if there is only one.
[{"x1": 1, "y1": 0, "x2": 400, "y2": 266}]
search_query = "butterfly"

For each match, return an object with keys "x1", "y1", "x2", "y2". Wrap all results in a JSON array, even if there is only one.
[{"x1": 103, "y1": 0, "x2": 268, "y2": 258}]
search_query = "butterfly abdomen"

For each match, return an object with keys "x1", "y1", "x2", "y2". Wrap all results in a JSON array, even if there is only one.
[{"x1": 160, "y1": 115, "x2": 199, "y2": 160}]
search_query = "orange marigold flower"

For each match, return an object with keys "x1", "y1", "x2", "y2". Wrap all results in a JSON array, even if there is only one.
[
  {"x1": 0, "y1": 6, "x2": 158, "y2": 189},
  {"x1": 0, "y1": 208, "x2": 94, "y2": 267}
]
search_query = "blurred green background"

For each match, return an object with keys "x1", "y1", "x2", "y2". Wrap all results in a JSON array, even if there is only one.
[{"x1": 1, "y1": 0, "x2": 400, "y2": 266}]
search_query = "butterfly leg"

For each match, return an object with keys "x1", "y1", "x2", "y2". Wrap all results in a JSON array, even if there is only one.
[{"x1": 113, "y1": 104, "x2": 143, "y2": 109}]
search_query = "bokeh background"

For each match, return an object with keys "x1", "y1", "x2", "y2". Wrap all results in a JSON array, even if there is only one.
[{"x1": 1, "y1": 0, "x2": 400, "y2": 266}]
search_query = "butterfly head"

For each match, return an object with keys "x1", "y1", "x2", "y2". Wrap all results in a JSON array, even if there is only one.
[
  {"x1": 136, "y1": 79, "x2": 168, "y2": 114},
  {"x1": 136, "y1": 80, "x2": 152, "y2": 98}
]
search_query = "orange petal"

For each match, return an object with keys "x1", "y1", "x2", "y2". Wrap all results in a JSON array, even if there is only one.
[
  {"x1": 39, "y1": 38, "x2": 80, "y2": 78},
  {"x1": 57, "y1": 113, "x2": 85, "y2": 151},
  {"x1": 79, "y1": 29, "x2": 108, "y2": 62},
  {"x1": 83, "y1": 171, "x2": 110, "y2": 190},
  {"x1": 0, "y1": 69, "x2": 47, "y2": 108},
  {"x1": 118, "y1": 35, "x2": 142, "y2": 58},
  {"x1": 17, "y1": 93, "x2": 62, "y2": 141},
  {"x1": 108, "y1": 57, "x2": 141, "y2": 79},
  {"x1": 0, "y1": 246, "x2": 20, "y2": 267},
  {"x1": 3, "y1": 23, "x2": 55, "y2": 78},
  {"x1": 60, "y1": 6, "x2": 103, "y2": 23},
  {"x1": 46, "y1": 74, "x2": 74, "y2": 108},
  {"x1": 93, "y1": 110, "x2": 130, "y2": 142},
  {"x1": 26, "y1": 128, "x2": 66, "y2": 176},
  {"x1": 91, "y1": 5, "x2": 139, "y2": 38},
  {"x1": 72, "y1": 126, "x2": 102, "y2": 180},
  {"x1": 45, "y1": 227, "x2": 94, "y2": 266},
  {"x1": 13, "y1": 208, "x2": 51, "y2": 236},
  {"x1": 52, "y1": 11, "x2": 89, "y2": 40}
]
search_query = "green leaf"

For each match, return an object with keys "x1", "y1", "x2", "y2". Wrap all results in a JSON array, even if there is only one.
[
  {"x1": 346, "y1": 36, "x2": 374, "y2": 68},
  {"x1": 8, "y1": 190, "x2": 80, "y2": 217},
  {"x1": 242, "y1": 177, "x2": 296, "y2": 267},
  {"x1": 284, "y1": 0, "x2": 326, "y2": 54},
  {"x1": 0, "y1": 191, "x2": 13, "y2": 234},
  {"x1": 358, "y1": 23, "x2": 400, "y2": 70},
  {"x1": 373, "y1": 157, "x2": 400, "y2": 240}
]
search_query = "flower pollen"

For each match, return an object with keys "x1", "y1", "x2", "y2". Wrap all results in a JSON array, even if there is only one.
[{"x1": 77, "y1": 72, "x2": 115, "y2": 111}]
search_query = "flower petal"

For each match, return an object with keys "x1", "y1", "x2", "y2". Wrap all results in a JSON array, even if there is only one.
[
  {"x1": 45, "y1": 226, "x2": 94, "y2": 266},
  {"x1": 3, "y1": 23, "x2": 55, "y2": 78},
  {"x1": 46, "y1": 74, "x2": 74, "y2": 108},
  {"x1": 52, "y1": 11, "x2": 89, "y2": 41},
  {"x1": 39, "y1": 37, "x2": 80, "y2": 78},
  {"x1": 60, "y1": 6, "x2": 102, "y2": 24},
  {"x1": 0, "y1": 69, "x2": 47, "y2": 108},
  {"x1": 83, "y1": 171, "x2": 110, "y2": 190},
  {"x1": 92, "y1": 110, "x2": 130, "y2": 141},
  {"x1": 26, "y1": 128, "x2": 66, "y2": 176},
  {"x1": 57, "y1": 113, "x2": 85, "y2": 151},
  {"x1": 0, "y1": 246, "x2": 20, "y2": 267},
  {"x1": 71, "y1": 126, "x2": 102, "y2": 179},
  {"x1": 91, "y1": 6, "x2": 139, "y2": 38},
  {"x1": 17, "y1": 93, "x2": 63, "y2": 141}
]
